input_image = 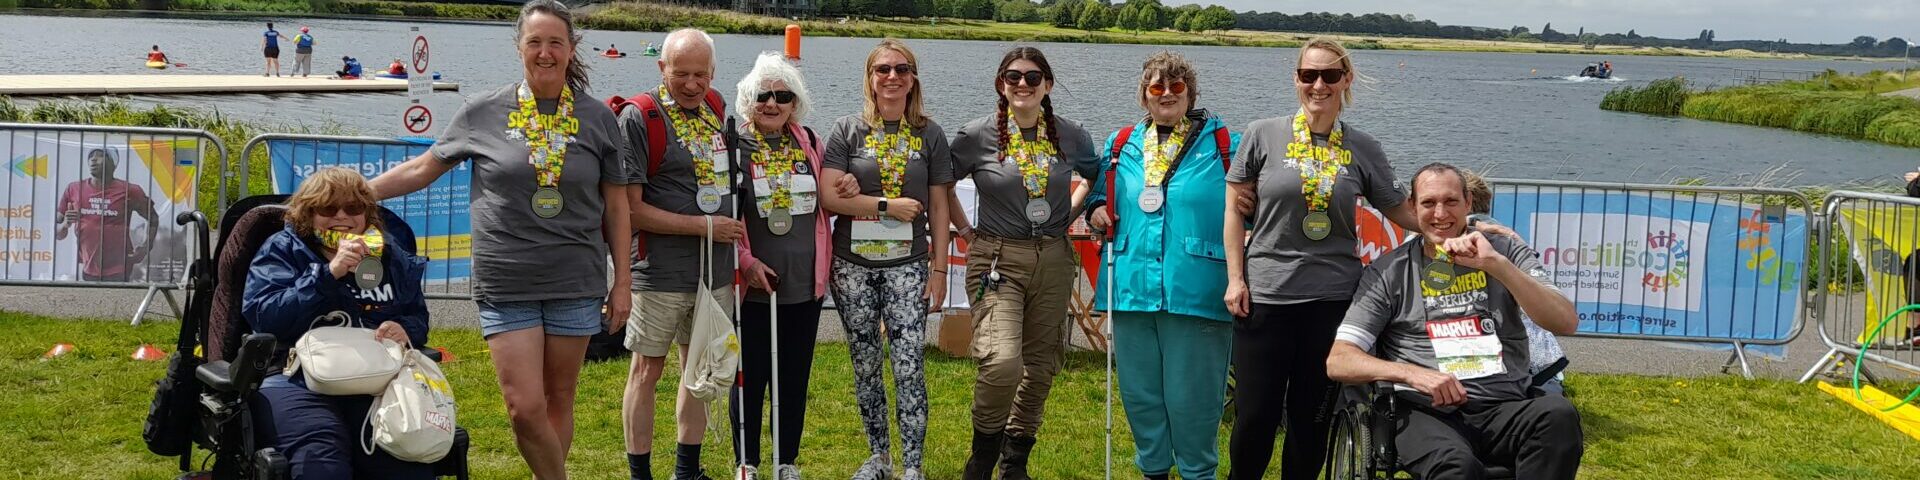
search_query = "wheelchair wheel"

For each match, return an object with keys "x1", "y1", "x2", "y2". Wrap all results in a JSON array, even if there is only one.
[{"x1": 1325, "y1": 406, "x2": 1374, "y2": 480}]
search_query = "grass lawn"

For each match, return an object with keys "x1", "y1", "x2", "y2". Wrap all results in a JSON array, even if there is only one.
[{"x1": 2, "y1": 310, "x2": 1916, "y2": 479}]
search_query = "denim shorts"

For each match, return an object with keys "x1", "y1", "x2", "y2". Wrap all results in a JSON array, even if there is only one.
[{"x1": 477, "y1": 296, "x2": 604, "y2": 338}]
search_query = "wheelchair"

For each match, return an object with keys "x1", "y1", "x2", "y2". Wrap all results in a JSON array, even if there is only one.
[
  {"x1": 1324, "y1": 358, "x2": 1568, "y2": 480},
  {"x1": 152, "y1": 194, "x2": 469, "y2": 480}
]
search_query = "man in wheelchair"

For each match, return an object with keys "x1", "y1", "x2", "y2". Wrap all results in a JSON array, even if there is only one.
[
  {"x1": 240, "y1": 168, "x2": 434, "y2": 479},
  {"x1": 1326, "y1": 163, "x2": 1583, "y2": 480}
]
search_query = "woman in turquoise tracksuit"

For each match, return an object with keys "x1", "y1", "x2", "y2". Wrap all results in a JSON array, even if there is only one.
[{"x1": 1087, "y1": 51, "x2": 1238, "y2": 480}]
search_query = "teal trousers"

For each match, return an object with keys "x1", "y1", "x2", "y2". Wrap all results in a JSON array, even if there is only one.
[{"x1": 1113, "y1": 311, "x2": 1232, "y2": 479}]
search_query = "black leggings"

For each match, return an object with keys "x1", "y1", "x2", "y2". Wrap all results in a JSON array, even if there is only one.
[
  {"x1": 1228, "y1": 300, "x2": 1349, "y2": 480},
  {"x1": 729, "y1": 298, "x2": 823, "y2": 466}
]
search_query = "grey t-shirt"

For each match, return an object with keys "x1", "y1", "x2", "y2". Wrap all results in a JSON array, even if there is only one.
[
  {"x1": 822, "y1": 114, "x2": 955, "y2": 268},
  {"x1": 740, "y1": 128, "x2": 820, "y2": 304},
  {"x1": 1335, "y1": 234, "x2": 1554, "y2": 407},
  {"x1": 620, "y1": 92, "x2": 737, "y2": 293},
  {"x1": 1226, "y1": 116, "x2": 1404, "y2": 304},
  {"x1": 949, "y1": 115, "x2": 1100, "y2": 239},
  {"x1": 429, "y1": 83, "x2": 633, "y2": 303}
]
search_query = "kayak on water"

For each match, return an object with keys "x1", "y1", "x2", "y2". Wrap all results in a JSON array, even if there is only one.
[
  {"x1": 601, "y1": 51, "x2": 627, "y2": 58},
  {"x1": 145, "y1": 61, "x2": 168, "y2": 69},
  {"x1": 373, "y1": 71, "x2": 442, "y2": 80}
]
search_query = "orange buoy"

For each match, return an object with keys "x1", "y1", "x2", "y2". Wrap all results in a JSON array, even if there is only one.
[{"x1": 785, "y1": 24, "x2": 802, "y2": 60}]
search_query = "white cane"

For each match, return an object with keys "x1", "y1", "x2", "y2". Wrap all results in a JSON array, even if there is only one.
[
  {"x1": 725, "y1": 116, "x2": 753, "y2": 480},
  {"x1": 768, "y1": 288, "x2": 781, "y2": 473},
  {"x1": 1102, "y1": 209, "x2": 1117, "y2": 480}
]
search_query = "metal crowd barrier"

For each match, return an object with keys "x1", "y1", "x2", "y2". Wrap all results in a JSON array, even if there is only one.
[
  {"x1": 1, "y1": 122, "x2": 225, "y2": 325},
  {"x1": 1799, "y1": 191, "x2": 1920, "y2": 383},
  {"x1": 235, "y1": 134, "x2": 473, "y2": 299},
  {"x1": 1487, "y1": 178, "x2": 1815, "y2": 378}
]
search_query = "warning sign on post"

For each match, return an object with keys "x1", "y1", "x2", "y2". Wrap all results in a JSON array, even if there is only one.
[
  {"x1": 408, "y1": 76, "x2": 432, "y2": 98},
  {"x1": 412, "y1": 35, "x2": 430, "y2": 74},
  {"x1": 404, "y1": 104, "x2": 433, "y2": 134}
]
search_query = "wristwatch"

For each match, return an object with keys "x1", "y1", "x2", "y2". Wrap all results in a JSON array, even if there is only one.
[{"x1": 878, "y1": 198, "x2": 889, "y2": 216}]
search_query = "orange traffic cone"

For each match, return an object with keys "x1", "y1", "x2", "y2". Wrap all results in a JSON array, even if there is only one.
[
  {"x1": 42, "y1": 343, "x2": 76, "y2": 359},
  {"x1": 132, "y1": 344, "x2": 167, "y2": 361}
]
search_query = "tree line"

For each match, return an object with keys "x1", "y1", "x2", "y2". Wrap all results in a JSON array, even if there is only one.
[{"x1": 679, "y1": 0, "x2": 1915, "y2": 57}]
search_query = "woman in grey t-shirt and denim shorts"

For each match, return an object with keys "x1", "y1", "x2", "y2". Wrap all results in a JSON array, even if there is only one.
[
  {"x1": 368, "y1": 2, "x2": 634, "y2": 478},
  {"x1": 1220, "y1": 38, "x2": 1422, "y2": 480}
]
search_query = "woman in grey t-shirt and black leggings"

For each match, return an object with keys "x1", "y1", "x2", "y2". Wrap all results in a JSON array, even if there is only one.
[
  {"x1": 370, "y1": 2, "x2": 634, "y2": 478},
  {"x1": 1221, "y1": 38, "x2": 1421, "y2": 480}
]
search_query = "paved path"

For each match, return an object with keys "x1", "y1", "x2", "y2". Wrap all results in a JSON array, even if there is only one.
[
  {"x1": 1885, "y1": 86, "x2": 1920, "y2": 100},
  {"x1": 2, "y1": 284, "x2": 1900, "y2": 382}
]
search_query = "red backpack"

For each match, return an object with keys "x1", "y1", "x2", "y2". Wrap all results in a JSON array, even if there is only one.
[
  {"x1": 605, "y1": 89, "x2": 727, "y2": 260},
  {"x1": 1102, "y1": 121, "x2": 1233, "y2": 239}
]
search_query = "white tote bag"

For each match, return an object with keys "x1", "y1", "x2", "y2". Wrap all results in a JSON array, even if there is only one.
[
  {"x1": 682, "y1": 216, "x2": 739, "y2": 403},
  {"x1": 365, "y1": 349, "x2": 457, "y2": 463},
  {"x1": 288, "y1": 325, "x2": 404, "y2": 396}
]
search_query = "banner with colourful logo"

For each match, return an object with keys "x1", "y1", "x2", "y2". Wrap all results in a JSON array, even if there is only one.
[
  {"x1": 1492, "y1": 190, "x2": 1806, "y2": 342},
  {"x1": 2, "y1": 130, "x2": 199, "y2": 284},
  {"x1": 266, "y1": 139, "x2": 471, "y2": 282}
]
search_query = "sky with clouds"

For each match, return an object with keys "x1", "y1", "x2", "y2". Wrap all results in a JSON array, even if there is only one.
[{"x1": 1165, "y1": 1, "x2": 1917, "y2": 45}]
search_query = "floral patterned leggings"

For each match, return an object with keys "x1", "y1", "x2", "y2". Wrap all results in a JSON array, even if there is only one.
[{"x1": 830, "y1": 257, "x2": 930, "y2": 471}]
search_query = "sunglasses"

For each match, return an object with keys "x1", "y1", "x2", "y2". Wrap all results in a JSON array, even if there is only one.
[
  {"x1": 873, "y1": 63, "x2": 915, "y2": 76},
  {"x1": 314, "y1": 204, "x2": 367, "y2": 217},
  {"x1": 755, "y1": 90, "x2": 797, "y2": 104},
  {"x1": 1146, "y1": 81, "x2": 1188, "y2": 97},
  {"x1": 1001, "y1": 70, "x2": 1046, "y2": 87},
  {"x1": 1297, "y1": 68, "x2": 1348, "y2": 85}
]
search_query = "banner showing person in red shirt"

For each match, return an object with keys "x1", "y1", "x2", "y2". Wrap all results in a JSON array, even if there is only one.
[{"x1": 54, "y1": 148, "x2": 159, "y2": 282}]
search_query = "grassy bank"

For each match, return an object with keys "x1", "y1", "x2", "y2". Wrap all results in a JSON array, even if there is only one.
[
  {"x1": 1601, "y1": 70, "x2": 1920, "y2": 148},
  {"x1": 0, "y1": 97, "x2": 303, "y2": 218},
  {"x1": 5, "y1": 310, "x2": 1920, "y2": 478}
]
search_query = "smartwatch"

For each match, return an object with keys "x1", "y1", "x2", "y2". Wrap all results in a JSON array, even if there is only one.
[{"x1": 878, "y1": 198, "x2": 889, "y2": 216}]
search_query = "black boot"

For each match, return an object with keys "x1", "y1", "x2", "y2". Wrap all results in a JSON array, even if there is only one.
[
  {"x1": 997, "y1": 433, "x2": 1036, "y2": 480},
  {"x1": 962, "y1": 430, "x2": 1004, "y2": 480}
]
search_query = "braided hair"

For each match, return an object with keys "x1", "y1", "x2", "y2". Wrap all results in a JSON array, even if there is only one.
[{"x1": 994, "y1": 46, "x2": 1061, "y2": 162}]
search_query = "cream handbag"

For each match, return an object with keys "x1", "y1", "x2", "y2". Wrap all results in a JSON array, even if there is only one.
[{"x1": 287, "y1": 318, "x2": 405, "y2": 396}]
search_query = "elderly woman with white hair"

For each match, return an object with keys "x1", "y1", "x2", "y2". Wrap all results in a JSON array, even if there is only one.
[{"x1": 726, "y1": 51, "x2": 831, "y2": 480}]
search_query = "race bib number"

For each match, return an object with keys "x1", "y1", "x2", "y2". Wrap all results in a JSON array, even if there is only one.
[
  {"x1": 851, "y1": 217, "x2": 912, "y2": 261},
  {"x1": 1425, "y1": 316, "x2": 1505, "y2": 380}
]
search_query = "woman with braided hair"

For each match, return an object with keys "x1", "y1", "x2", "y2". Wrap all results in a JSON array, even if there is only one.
[{"x1": 945, "y1": 45, "x2": 1100, "y2": 480}]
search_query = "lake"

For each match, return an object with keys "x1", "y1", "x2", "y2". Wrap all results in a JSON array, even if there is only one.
[{"x1": 4, "y1": 11, "x2": 1917, "y2": 186}]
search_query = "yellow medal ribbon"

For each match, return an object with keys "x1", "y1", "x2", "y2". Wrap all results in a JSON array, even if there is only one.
[
  {"x1": 1142, "y1": 119, "x2": 1191, "y2": 187},
  {"x1": 1004, "y1": 108, "x2": 1058, "y2": 199},
  {"x1": 1287, "y1": 108, "x2": 1352, "y2": 213},
  {"x1": 318, "y1": 227, "x2": 385, "y2": 258},
  {"x1": 659, "y1": 85, "x2": 725, "y2": 188},
  {"x1": 751, "y1": 129, "x2": 801, "y2": 210},
  {"x1": 864, "y1": 122, "x2": 921, "y2": 198},
  {"x1": 506, "y1": 83, "x2": 578, "y2": 188}
]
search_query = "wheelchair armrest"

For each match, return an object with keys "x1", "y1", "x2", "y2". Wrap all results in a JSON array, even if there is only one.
[
  {"x1": 432, "y1": 426, "x2": 470, "y2": 479},
  {"x1": 197, "y1": 333, "x2": 278, "y2": 393},
  {"x1": 421, "y1": 347, "x2": 443, "y2": 363}
]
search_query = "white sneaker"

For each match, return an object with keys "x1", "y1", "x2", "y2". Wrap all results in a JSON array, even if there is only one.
[
  {"x1": 735, "y1": 465, "x2": 759, "y2": 480},
  {"x1": 776, "y1": 464, "x2": 801, "y2": 480},
  {"x1": 850, "y1": 455, "x2": 890, "y2": 480}
]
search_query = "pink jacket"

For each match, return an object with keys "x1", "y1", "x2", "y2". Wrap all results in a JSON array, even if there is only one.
[{"x1": 736, "y1": 123, "x2": 832, "y2": 300}]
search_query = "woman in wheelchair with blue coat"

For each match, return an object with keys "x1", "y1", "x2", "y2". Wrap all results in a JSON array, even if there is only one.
[{"x1": 241, "y1": 167, "x2": 435, "y2": 479}]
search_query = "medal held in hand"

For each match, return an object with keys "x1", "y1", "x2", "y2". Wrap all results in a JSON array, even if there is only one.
[
  {"x1": 506, "y1": 83, "x2": 580, "y2": 219},
  {"x1": 320, "y1": 227, "x2": 387, "y2": 290},
  {"x1": 1288, "y1": 108, "x2": 1351, "y2": 241}
]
